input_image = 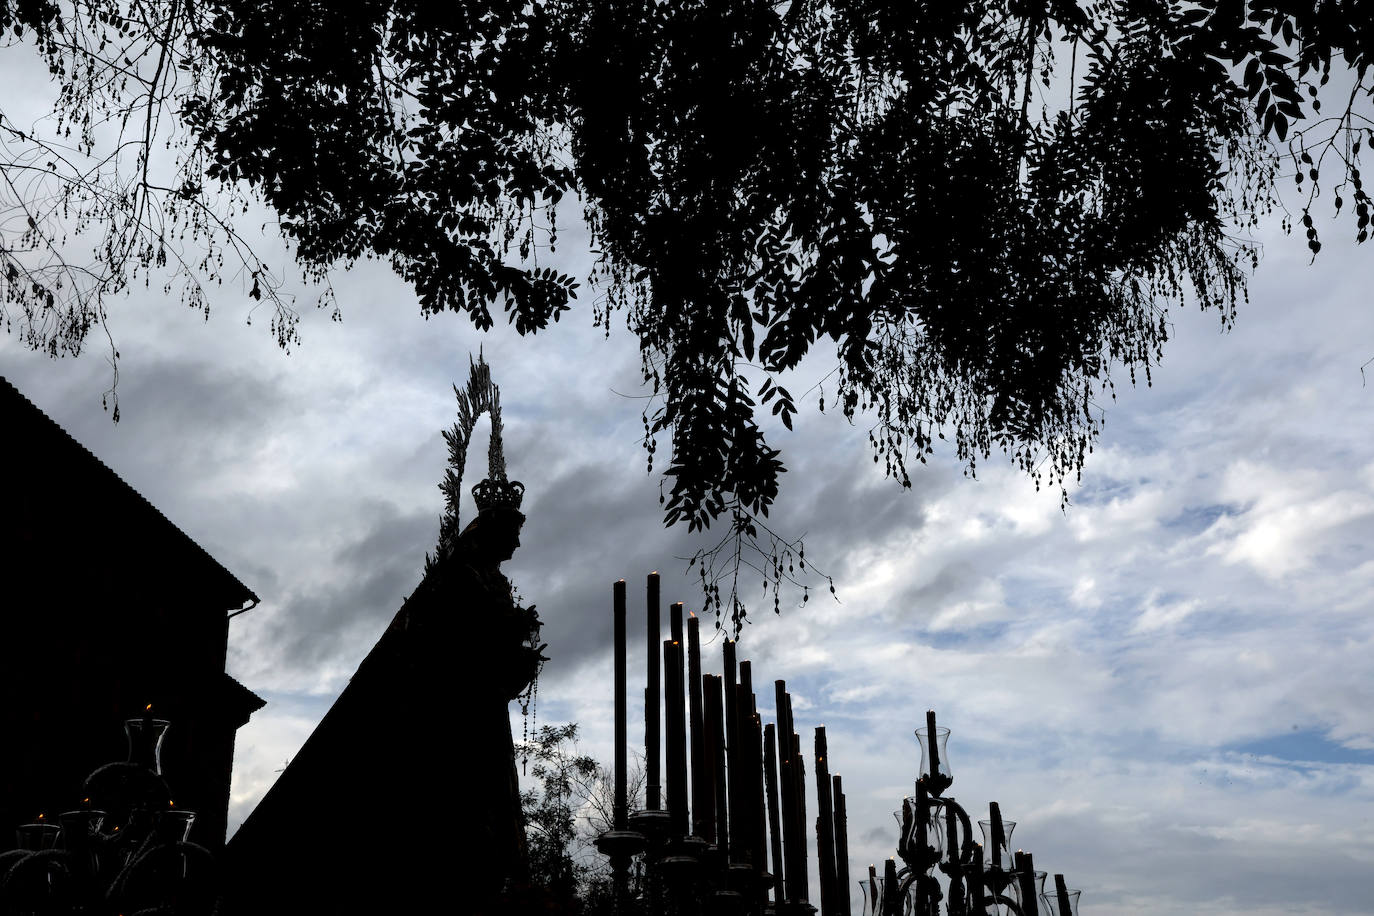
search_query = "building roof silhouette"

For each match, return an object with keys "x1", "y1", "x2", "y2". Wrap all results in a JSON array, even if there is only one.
[
  {"x1": 1, "y1": 375, "x2": 264, "y2": 847},
  {"x1": 0, "y1": 374, "x2": 258, "y2": 611}
]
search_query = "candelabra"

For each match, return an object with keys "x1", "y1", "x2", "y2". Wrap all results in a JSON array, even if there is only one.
[
  {"x1": 856, "y1": 714, "x2": 1082, "y2": 916},
  {"x1": 0, "y1": 711, "x2": 221, "y2": 916}
]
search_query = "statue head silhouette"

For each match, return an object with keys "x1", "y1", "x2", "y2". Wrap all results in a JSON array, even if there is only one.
[{"x1": 459, "y1": 505, "x2": 525, "y2": 568}]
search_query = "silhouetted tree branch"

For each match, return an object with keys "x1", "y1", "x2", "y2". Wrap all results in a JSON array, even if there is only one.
[{"x1": 2, "y1": 1, "x2": 1371, "y2": 628}]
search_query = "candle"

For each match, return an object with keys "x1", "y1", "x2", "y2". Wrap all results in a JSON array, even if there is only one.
[
  {"x1": 989, "y1": 802, "x2": 1006, "y2": 870},
  {"x1": 833, "y1": 774, "x2": 851, "y2": 916},
  {"x1": 646, "y1": 572, "x2": 661, "y2": 810},
  {"x1": 670, "y1": 601, "x2": 684, "y2": 652},
  {"x1": 792, "y1": 731, "x2": 810, "y2": 901},
  {"x1": 970, "y1": 844, "x2": 987, "y2": 916},
  {"x1": 729, "y1": 683, "x2": 751, "y2": 864},
  {"x1": 749, "y1": 698, "x2": 767, "y2": 882},
  {"x1": 915, "y1": 782, "x2": 929, "y2": 856},
  {"x1": 1015, "y1": 851, "x2": 1039, "y2": 916},
  {"x1": 814, "y1": 726, "x2": 837, "y2": 916},
  {"x1": 613, "y1": 580, "x2": 628, "y2": 829},
  {"x1": 945, "y1": 796, "x2": 959, "y2": 865},
  {"x1": 687, "y1": 613, "x2": 706, "y2": 838},
  {"x1": 868, "y1": 863, "x2": 879, "y2": 914},
  {"x1": 699, "y1": 674, "x2": 720, "y2": 844},
  {"x1": 723, "y1": 640, "x2": 739, "y2": 775},
  {"x1": 1055, "y1": 874, "x2": 1073, "y2": 915},
  {"x1": 664, "y1": 638, "x2": 688, "y2": 837},
  {"x1": 723, "y1": 641, "x2": 740, "y2": 859},
  {"x1": 882, "y1": 857, "x2": 900, "y2": 915},
  {"x1": 926, "y1": 709, "x2": 941, "y2": 780},
  {"x1": 706, "y1": 673, "x2": 729, "y2": 853},
  {"x1": 763, "y1": 723, "x2": 785, "y2": 899}
]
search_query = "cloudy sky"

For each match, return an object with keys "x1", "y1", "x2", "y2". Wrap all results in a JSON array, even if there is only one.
[{"x1": 5, "y1": 111, "x2": 1374, "y2": 916}]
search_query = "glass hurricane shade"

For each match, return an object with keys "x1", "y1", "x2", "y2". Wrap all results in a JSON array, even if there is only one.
[
  {"x1": 895, "y1": 799, "x2": 947, "y2": 870},
  {"x1": 152, "y1": 808, "x2": 196, "y2": 844},
  {"x1": 914, "y1": 726, "x2": 951, "y2": 784},
  {"x1": 926, "y1": 798, "x2": 949, "y2": 861},
  {"x1": 1040, "y1": 888, "x2": 1082, "y2": 916},
  {"x1": 124, "y1": 716, "x2": 171, "y2": 774},
  {"x1": 978, "y1": 818, "x2": 1017, "y2": 869},
  {"x1": 15, "y1": 822, "x2": 61, "y2": 851},
  {"x1": 1002, "y1": 869, "x2": 1049, "y2": 913},
  {"x1": 858, "y1": 876, "x2": 885, "y2": 916},
  {"x1": 983, "y1": 869, "x2": 1023, "y2": 916}
]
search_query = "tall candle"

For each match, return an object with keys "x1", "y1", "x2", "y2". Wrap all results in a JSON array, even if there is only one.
[
  {"x1": 670, "y1": 601, "x2": 684, "y2": 652},
  {"x1": 646, "y1": 573, "x2": 661, "y2": 810},
  {"x1": 793, "y1": 731, "x2": 809, "y2": 901},
  {"x1": 914, "y1": 782, "x2": 929, "y2": 856},
  {"x1": 664, "y1": 638, "x2": 688, "y2": 837},
  {"x1": 814, "y1": 726, "x2": 837, "y2": 916},
  {"x1": 613, "y1": 579, "x2": 628, "y2": 829},
  {"x1": 926, "y1": 709, "x2": 941, "y2": 780},
  {"x1": 882, "y1": 857, "x2": 900, "y2": 915},
  {"x1": 989, "y1": 802, "x2": 1006, "y2": 870},
  {"x1": 945, "y1": 796, "x2": 959, "y2": 867},
  {"x1": 749, "y1": 697, "x2": 767, "y2": 881},
  {"x1": 1055, "y1": 874, "x2": 1073, "y2": 915},
  {"x1": 763, "y1": 723, "x2": 785, "y2": 900},
  {"x1": 723, "y1": 641, "x2": 740, "y2": 859},
  {"x1": 833, "y1": 774, "x2": 851, "y2": 916},
  {"x1": 1015, "y1": 851, "x2": 1039, "y2": 916},
  {"x1": 706, "y1": 673, "x2": 729, "y2": 853},
  {"x1": 729, "y1": 683, "x2": 752, "y2": 864},
  {"x1": 699, "y1": 674, "x2": 720, "y2": 844},
  {"x1": 970, "y1": 844, "x2": 987, "y2": 916},
  {"x1": 775, "y1": 685, "x2": 799, "y2": 901},
  {"x1": 723, "y1": 639, "x2": 739, "y2": 772},
  {"x1": 687, "y1": 614, "x2": 706, "y2": 838}
]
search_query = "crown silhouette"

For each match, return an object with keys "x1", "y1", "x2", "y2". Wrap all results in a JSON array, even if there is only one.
[{"x1": 473, "y1": 477, "x2": 525, "y2": 513}]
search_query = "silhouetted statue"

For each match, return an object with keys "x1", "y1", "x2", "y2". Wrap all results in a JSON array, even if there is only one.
[{"x1": 226, "y1": 356, "x2": 547, "y2": 915}]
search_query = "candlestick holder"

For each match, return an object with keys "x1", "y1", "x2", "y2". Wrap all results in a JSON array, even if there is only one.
[
  {"x1": 915, "y1": 725, "x2": 953, "y2": 797},
  {"x1": 0, "y1": 715, "x2": 223, "y2": 916}
]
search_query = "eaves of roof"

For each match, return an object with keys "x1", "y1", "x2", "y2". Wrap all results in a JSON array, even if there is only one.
[{"x1": 1, "y1": 374, "x2": 260, "y2": 613}]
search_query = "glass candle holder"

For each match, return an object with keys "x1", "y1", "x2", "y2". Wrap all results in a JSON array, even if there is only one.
[
  {"x1": 154, "y1": 809, "x2": 196, "y2": 844},
  {"x1": 16, "y1": 822, "x2": 61, "y2": 851},
  {"x1": 977, "y1": 818, "x2": 1016, "y2": 869},
  {"x1": 124, "y1": 716, "x2": 171, "y2": 774},
  {"x1": 858, "y1": 875, "x2": 885, "y2": 916},
  {"x1": 1040, "y1": 888, "x2": 1081, "y2": 916},
  {"x1": 914, "y1": 726, "x2": 951, "y2": 786},
  {"x1": 982, "y1": 865, "x2": 1020, "y2": 915}
]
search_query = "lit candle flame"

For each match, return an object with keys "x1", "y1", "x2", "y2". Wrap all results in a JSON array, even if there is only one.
[{"x1": 145, "y1": 704, "x2": 152, "y2": 711}]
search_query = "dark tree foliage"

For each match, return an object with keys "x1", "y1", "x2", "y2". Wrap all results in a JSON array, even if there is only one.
[{"x1": 1, "y1": 1, "x2": 1371, "y2": 625}]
